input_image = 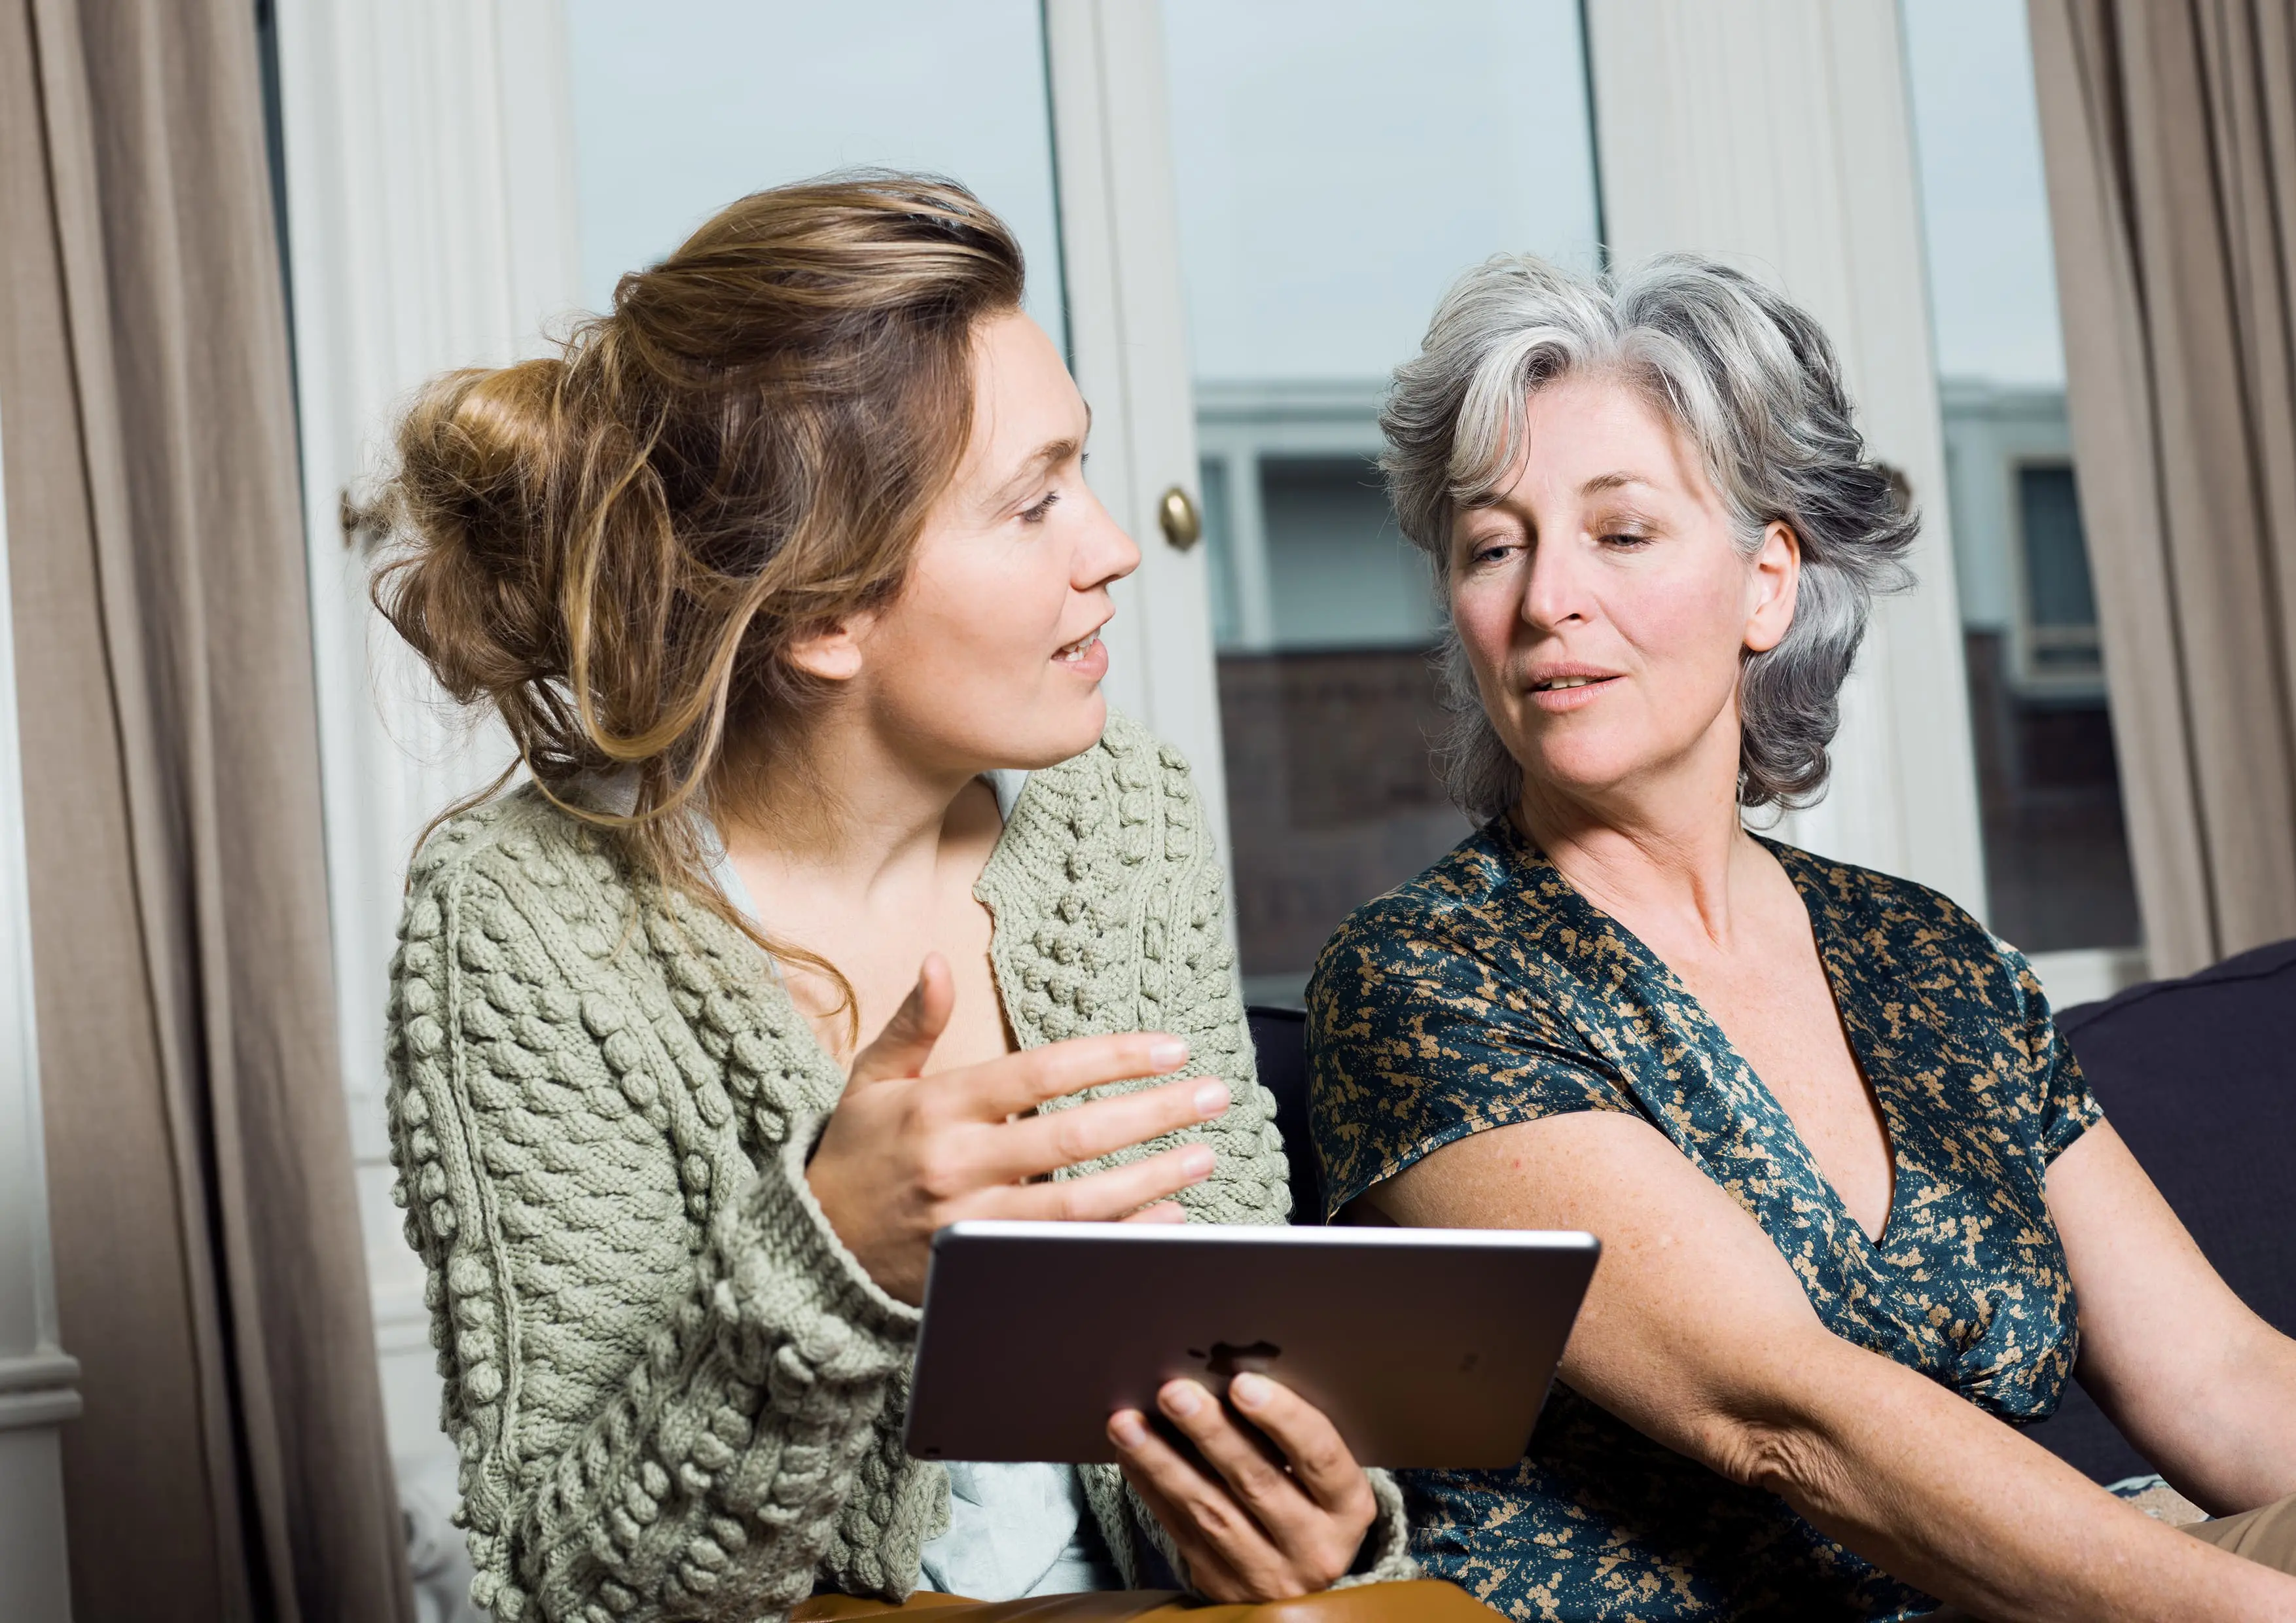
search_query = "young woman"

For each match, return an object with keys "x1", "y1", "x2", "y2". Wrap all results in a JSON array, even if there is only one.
[{"x1": 376, "y1": 174, "x2": 1408, "y2": 1623}]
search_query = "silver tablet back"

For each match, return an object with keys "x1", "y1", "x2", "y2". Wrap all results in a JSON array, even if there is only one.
[{"x1": 903, "y1": 1221, "x2": 1598, "y2": 1469}]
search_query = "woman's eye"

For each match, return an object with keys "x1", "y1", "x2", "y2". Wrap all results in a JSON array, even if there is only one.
[
  {"x1": 1019, "y1": 489, "x2": 1062, "y2": 526},
  {"x1": 1465, "y1": 537, "x2": 1515, "y2": 566},
  {"x1": 1601, "y1": 528, "x2": 1654, "y2": 549}
]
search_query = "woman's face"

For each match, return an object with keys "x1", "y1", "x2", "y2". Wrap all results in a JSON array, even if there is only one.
[
  {"x1": 823, "y1": 309, "x2": 1138, "y2": 774},
  {"x1": 1448, "y1": 372, "x2": 1799, "y2": 815}
]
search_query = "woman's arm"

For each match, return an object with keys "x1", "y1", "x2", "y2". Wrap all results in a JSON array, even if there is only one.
[
  {"x1": 1371, "y1": 1109, "x2": 2296, "y2": 1623},
  {"x1": 2048, "y1": 1120, "x2": 2296, "y2": 1512},
  {"x1": 391, "y1": 859, "x2": 928, "y2": 1622},
  {"x1": 393, "y1": 851, "x2": 1219, "y2": 1620}
]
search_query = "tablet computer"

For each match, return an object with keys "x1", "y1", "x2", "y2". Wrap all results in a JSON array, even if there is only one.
[{"x1": 904, "y1": 1221, "x2": 1598, "y2": 1469}]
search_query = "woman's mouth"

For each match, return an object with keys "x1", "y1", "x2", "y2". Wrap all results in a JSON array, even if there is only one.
[
  {"x1": 1528, "y1": 671, "x2": 1620, "y2": 710},
  {"x1": 1054, "y1": 630, "x2": 1107, "y2": 679}
]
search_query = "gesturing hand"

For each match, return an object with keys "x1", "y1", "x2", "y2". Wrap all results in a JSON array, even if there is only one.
[
  {"x1": 1111, "y1": 1372, "x2": 1380, "y2": 1601},
  {"x1": 806, "y1": 953, "x2": 1231, "y2": 1304}
]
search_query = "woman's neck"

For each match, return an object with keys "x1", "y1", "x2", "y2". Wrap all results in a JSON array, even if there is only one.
[
  {"x1": 715, "y1": 708, "x2": 986, "y2": 914},
  {"x1": 1515, "y1": 747, "x2": 1759, "y2": 952}
]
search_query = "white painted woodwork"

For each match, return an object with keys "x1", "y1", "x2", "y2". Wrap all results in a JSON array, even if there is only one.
[
  {"x1": 1584, "y1": 0, "x2": 1990, "y2": 918},
  {"x1": 0, "y1": 396, "x2": 79, "y2": 1618},
  {"x1": 1043, "y1": 0, "x2": 1232, "y2": 848}
]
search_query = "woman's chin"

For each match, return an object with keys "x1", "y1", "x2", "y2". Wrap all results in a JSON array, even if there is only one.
[
  {"x1": 1001, "y1": 690, "x2": 1108, "y2": 770},
  {"x1": 1513, "y1": 746, "x2": 1663, "y2": 807}
]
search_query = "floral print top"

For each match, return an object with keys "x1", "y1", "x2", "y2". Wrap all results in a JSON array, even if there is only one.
[{"x1": 1306, "y1": 818, "x2": 2103, "y2": 1622}]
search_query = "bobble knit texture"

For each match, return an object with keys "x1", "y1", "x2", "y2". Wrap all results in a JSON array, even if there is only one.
[{"x1": 385, "y1": 713, "x2": 1413, "y2": 1623}]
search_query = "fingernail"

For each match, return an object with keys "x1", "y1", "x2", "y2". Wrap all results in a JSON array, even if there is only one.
[
  {"x1": 1110, "y1": 1411, "x2": 1147, "y2": 1448},
  {"x1": 1181, "y1": 1145, "x2": 1214, "y2": 1180},
  {"x1": 1163, "y1": 1382, "x2": 1202, "y2": 1418},
  {"x1": 1149, "y1": 1037, "x2": 1189, "y2": 1070},
  {"x1": 1230, "y1": 1372, "x2": 1270, "y2": 1410},
  {"x1": 1193, "y1": 1080, "x2": 1230, "y2": 1118}
]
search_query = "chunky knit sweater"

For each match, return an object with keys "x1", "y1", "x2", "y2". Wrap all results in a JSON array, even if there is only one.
[{"x1": 384, "y1": 713, "x2": 1414, "y2": 1623}]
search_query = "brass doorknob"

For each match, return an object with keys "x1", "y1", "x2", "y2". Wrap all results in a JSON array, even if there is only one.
[{"x1": 1158, "y1": 485, "x2": 1202, "y2": 552}]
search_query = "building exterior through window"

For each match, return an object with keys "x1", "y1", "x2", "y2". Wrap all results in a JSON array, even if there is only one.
[
  {"x1": 1164, "y1": 0, "x2": 1602, "y2": 1003},
  {"x1": 1905, "y1": 0, "x2": 2143, "y2": 959}
]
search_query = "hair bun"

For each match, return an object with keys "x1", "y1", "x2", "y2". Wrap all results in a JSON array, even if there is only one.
[{"x1": 373, "y1": 356, "x2": 583, "y2": 711}]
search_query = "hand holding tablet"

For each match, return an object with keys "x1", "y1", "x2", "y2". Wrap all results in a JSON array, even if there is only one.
[{"x1": 1111, "y1": 1359, "x2": 1382, "y2": 1599}]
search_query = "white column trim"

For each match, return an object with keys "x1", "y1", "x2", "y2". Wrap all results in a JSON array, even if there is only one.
[
  {"x1": 1585, "y1": 0, "x2": 1989, "y2": 917},
  {"x1": 1043, "y1": 0, "x2": 1232, "y2": 848},
  {"x1": 0, "y1": 376, "x2": 79, "y2": 1620}
]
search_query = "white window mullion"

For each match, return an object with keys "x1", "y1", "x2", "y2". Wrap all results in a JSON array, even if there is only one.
[{"x1": 1043, "y1": 0, "x2": 1232, "y2": 854}]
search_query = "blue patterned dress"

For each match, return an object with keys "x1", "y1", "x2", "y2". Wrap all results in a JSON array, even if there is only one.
[{"x1": 1307, "y1": 817, "x2": 2103, "y2": 1622}]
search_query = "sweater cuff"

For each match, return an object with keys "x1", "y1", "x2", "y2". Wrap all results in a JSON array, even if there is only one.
[
  {"x1": 713, "y1": 1112, "x2": 921, "y2": 1380},
  {"x1": 1329, "y1": 1467, "x2": 1419, "y2": 1589}
]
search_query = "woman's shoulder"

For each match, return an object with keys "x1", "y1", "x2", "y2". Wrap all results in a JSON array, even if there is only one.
[
  {"x1": 999, "y1": 709, "x2": 1214, "y2": 869},
  {"x1": 1313, "y1": 818, "x2": 1551, "y2": 991},
  {"x1": 1765, "y1": 840, "x2": 2044, "y2": 1014},
  {"x1": 399, "y1": 783, "x2": 670, "y2": 988},
  {"x1": 407, "y1": 780, "x2": 626, "y2": 896},
  {"x1": 1766, "y1": 840, "x2": 2000, "y2": 957}
]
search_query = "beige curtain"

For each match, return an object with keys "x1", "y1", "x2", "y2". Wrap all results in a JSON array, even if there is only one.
[
  {"x1": 0, "y1": 2, "x2": 412, "y2": 1620},
  {"x1": 2029, "y1": 0, "x2": 2296, "y2": 975}
]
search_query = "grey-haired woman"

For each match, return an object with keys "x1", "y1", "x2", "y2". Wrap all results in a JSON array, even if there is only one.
[{"x1": 1306, "y1": 255, "x2": 2296, "y2": 1620}]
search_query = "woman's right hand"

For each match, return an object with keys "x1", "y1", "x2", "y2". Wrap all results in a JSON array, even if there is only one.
[{"x1": 806, "y1": 952, "x2": 1230, "y2": 1304}]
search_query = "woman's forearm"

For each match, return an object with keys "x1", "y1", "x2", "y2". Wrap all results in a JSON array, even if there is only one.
[
  {"x1": 2047, "y1": 1124, "x2": 2296, "y2": 1517},
  {"x1": 1750, "y1": 1338, "x2": 2296, "y2": 1623},
  {"x1": 2154, "y1": 1328, "x2": 2296, "y2": 1514}
]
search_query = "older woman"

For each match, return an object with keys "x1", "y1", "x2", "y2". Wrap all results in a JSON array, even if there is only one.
[{"x1": 1307, "y1": 255, "x2": 2296, "y2": 1620}]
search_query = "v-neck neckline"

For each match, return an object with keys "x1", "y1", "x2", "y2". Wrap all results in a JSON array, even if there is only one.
[
  {"x1": 1492, "y1": 817, "x2": 1908, "y2": 1253},
  {"x1": 704, "y1": 771, "x2": 1034, "y2": 1082}
]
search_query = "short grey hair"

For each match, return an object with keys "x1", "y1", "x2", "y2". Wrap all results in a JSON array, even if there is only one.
[{"x1": 1381, "y1": 253, "x2": 1915, "y2": 817}]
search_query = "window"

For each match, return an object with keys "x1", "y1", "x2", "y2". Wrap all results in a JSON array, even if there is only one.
[
  {"x1": 1907, "y1": 0, "x2": 2142, "y2": 958},
  {"x1": 565, "y1": 0, "x2": 1066, "y2": 346},
  {"x1": 1163, "y1": 0, "x2": 1602, "y2": 1003}
]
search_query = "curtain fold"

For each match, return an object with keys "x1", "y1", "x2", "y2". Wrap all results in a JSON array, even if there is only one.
[
  {"x1": 0, "y1": 2, "x2": 412, "y2": 1620},
  {"x1": 2029, "y1": 0, "x2": 2296, "y2": 974}
]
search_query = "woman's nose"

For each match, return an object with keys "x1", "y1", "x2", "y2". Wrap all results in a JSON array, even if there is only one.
[
  {"x1": 1078, "y1": 487, "x2": 1141, "y2": 590},
  {"x1": 1520, "y1": 537, "x2": 1590, "y2": 630}
]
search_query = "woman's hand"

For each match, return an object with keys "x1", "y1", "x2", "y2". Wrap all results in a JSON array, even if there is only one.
[
  {"x1": 1109, "y1": 1372, "x2": 1379, "y2": 1601},
  {"x1": 806, "y1": 953, "x2": 1231, "y2": 1304}
]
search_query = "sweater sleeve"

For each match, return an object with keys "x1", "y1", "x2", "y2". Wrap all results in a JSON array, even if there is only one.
[
  {"x1": 1071, "y1": 727, "x2": 1420, "y2": 1590},
  {"x1": 386, "y1": 828, "x2": 935, "y2": 1623}
]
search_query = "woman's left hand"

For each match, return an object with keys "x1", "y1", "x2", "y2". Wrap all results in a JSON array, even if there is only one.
[{"x1": 1109, "y1": 1372, "x2": 1379, "y2": 1600}]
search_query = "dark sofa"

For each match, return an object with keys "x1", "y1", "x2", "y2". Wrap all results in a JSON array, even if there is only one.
[{"x1": 1247, "y1": 933, "x2": 2296, "y2": 1484}]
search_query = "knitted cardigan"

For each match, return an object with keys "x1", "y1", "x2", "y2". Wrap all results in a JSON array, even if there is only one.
[{"x1": 384, "y1": 713, "x2": 1414, "y2": 1623}]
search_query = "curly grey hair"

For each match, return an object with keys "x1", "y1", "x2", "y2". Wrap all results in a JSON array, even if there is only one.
[{"x1": 1381, "y1": 253, "x2": 1915, "y2": 817}]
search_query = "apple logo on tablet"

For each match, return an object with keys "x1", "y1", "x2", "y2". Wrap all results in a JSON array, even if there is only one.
[{"x1": 1189, "y1": 1340, "x2": 1282, "y2": 1380}]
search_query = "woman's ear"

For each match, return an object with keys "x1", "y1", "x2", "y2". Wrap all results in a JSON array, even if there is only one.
[
  {"x1": 1744, "y1": 522, "x2": 1801, "y2": 654},
  {"x1": 786, "y1": 616, "x2": 868, "y2": 683}
]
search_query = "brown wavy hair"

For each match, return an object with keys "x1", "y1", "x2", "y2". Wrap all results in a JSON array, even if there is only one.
[{"x1": 370, "y1": 172, "x2": 1027, "y2": 1029}]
